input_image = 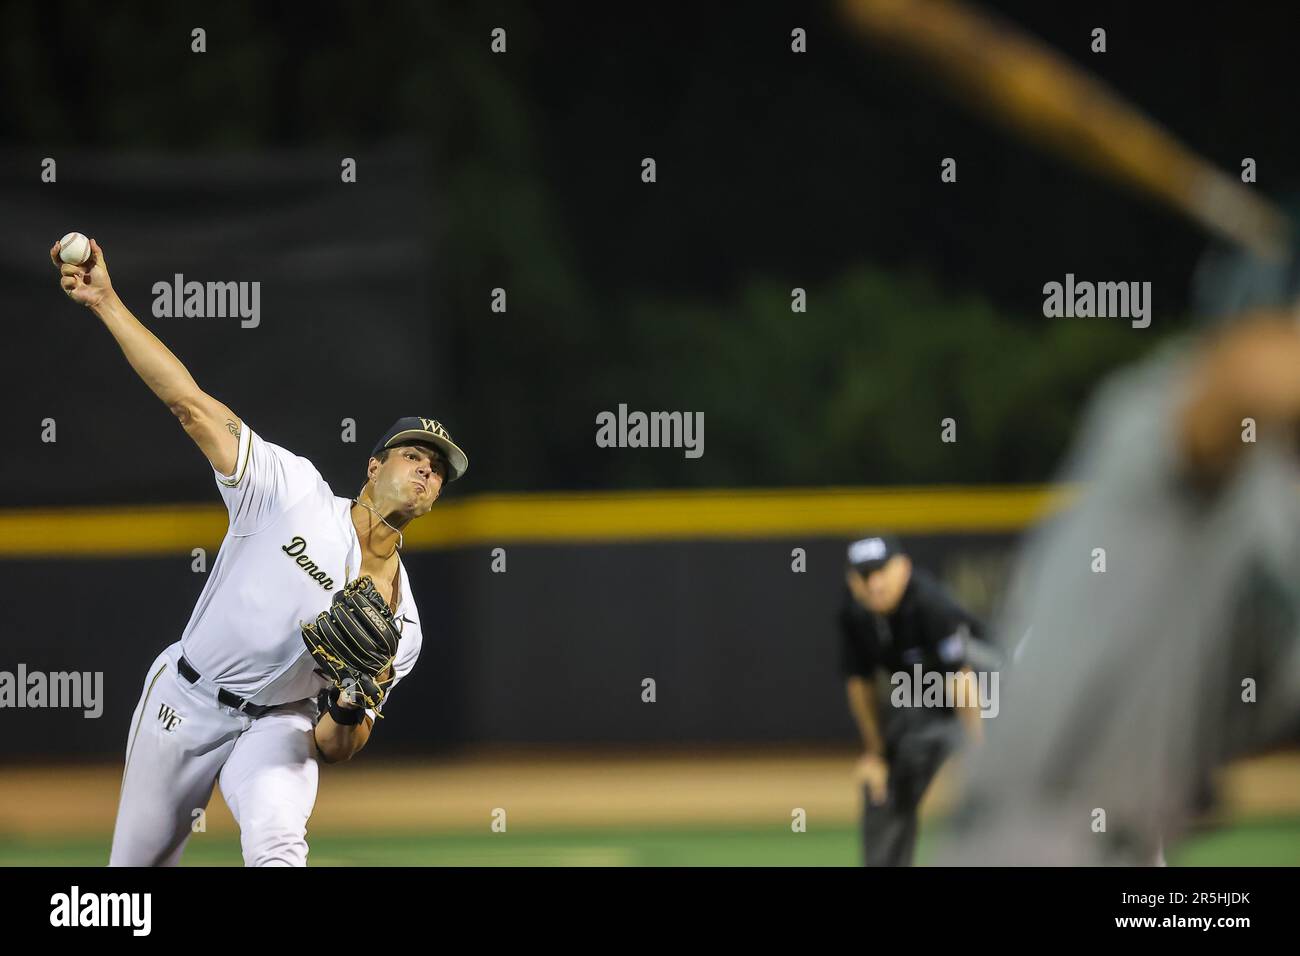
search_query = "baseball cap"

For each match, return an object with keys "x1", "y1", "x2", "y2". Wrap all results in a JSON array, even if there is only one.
[
  {"x1": 370, "y1": 416, "x2": 469, "y2": 482},
  {"x1": 846, "y1": 535, "x2": 902, "y2": 574}
]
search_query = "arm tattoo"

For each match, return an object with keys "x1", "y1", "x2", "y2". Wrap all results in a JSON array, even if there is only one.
[{"x1": 226, "y1": 419, "x2": 240, "y2": 438}]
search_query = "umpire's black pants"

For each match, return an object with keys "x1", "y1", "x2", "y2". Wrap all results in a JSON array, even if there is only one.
[{"x1": 862, "y1": 712, "x2": 964, "y2": 867}]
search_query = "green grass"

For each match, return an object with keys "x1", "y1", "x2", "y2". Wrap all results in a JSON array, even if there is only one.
[
  {"x1": 2, "y1": 818, "x2": 1296, "y2": 866},
  {"x1": 1162, "y1": 819, "x2": 1300, "y2": 866},
  {"x1": 0, "y1": 825, "x2": 860, "y2": 867}
]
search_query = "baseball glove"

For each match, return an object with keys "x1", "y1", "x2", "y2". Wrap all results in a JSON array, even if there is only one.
[{"x1": 300, "y1": 576, "x2": 401, "y2": 715}]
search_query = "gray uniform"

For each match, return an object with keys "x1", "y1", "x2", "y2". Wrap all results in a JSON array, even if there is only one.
[{"x1": 937, "y1": 342, "x2": 1300, "y2": 865}]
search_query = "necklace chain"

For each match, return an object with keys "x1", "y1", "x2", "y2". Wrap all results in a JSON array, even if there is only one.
[{"x1": 353, "y1": 496, "x2": 403, "y2": 554}]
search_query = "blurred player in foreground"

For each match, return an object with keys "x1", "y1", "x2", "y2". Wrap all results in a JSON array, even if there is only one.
[
  {"x1": 937, "y1": 312, "x2": 1300, "y2": 865},
  {"x1": 840, "y1": 536, "x2": 998, "y2": 866}
]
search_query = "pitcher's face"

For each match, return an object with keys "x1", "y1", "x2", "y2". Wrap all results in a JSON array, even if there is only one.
[{"x1": 369, "y1": 443, "x2": 447, "y2": 517}]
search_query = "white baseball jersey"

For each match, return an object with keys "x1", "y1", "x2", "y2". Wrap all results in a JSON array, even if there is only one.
[{"x1": 178, "y1": 423, "x2": 423, "y2": 717}]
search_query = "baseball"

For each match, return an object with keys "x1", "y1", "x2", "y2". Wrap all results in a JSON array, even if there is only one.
[{"x1": 58, "y1": 232, "x2": 90, "y2": 266}]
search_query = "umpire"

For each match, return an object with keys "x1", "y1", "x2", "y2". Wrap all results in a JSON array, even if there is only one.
[{"x1": 839, "y1": 535, "x2": 993, "y2": 866}]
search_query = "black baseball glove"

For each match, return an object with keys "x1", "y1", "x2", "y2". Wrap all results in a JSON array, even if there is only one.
[{"x1": 301, "y1": 576, "x2": 401, "y2": 715}]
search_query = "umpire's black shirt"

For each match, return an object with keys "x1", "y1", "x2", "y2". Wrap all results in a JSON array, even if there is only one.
[{"x1": 839, "y1": 567, "x2": 986, "y2": 718}]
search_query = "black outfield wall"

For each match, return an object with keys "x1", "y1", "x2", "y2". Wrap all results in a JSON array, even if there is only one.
[{"x1": 0, "y1": 533, "x2": 1015, "y2": 759}]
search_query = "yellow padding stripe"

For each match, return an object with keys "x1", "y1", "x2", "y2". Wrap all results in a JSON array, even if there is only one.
[{"x1": 0, "y1": 485, "x2": 1075, "y2": 557}]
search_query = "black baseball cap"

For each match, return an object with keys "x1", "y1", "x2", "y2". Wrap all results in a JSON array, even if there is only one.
[
  {"x1": 370, "y1": 417, "x2": 469, "y2": 482},
  {"x1": 846, "y1": 535, "x2": 902, "y2": 574}
]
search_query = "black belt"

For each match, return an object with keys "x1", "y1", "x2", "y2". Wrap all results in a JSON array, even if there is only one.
[{"x1": 177, "y1": 655, "x2": 277, "y2": 718}]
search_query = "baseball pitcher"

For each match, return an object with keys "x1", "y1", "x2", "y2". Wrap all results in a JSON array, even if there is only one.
[{"x1": 51, "y1": 237, "x2": 468, "y2": 866}]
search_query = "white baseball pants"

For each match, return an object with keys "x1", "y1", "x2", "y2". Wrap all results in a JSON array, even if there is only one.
[{"x1": 108, "y1": 643, "x2": 319, "y2": 867}]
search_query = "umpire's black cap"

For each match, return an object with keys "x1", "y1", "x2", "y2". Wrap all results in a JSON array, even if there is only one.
[
  {"x1": 846, "y1": 535, "x2": 903, "y2": 574},
  {"x1": 370, "y1": 416, "x2": 469, "y2": 481}
]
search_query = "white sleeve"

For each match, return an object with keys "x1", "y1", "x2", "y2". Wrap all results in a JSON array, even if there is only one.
[
  {"x1": 213, "y1": 425, "x2": 323, "y2": 535},
  {"x1": 367, "y1": 607, "x2": 423, "y2": 721}
]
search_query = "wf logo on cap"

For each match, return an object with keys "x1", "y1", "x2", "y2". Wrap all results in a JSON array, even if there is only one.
[
  {"x1": 371, "y1": 416, "x2": 469, "y2": 481},
  {"x1": 418, "y1": 417, "x2": 448, "y2": 439}
]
